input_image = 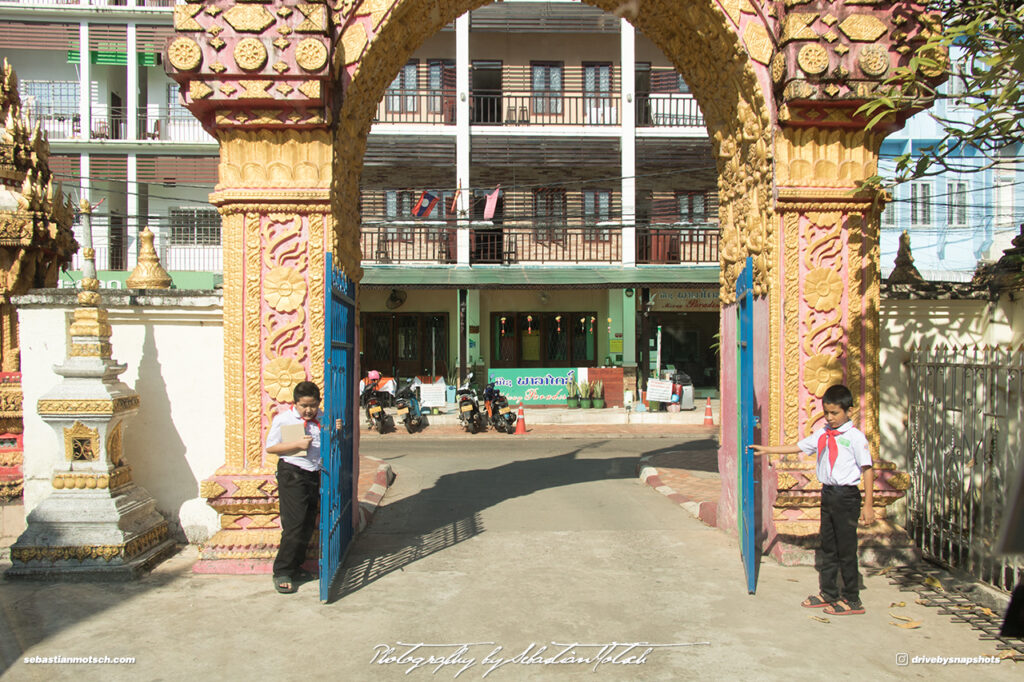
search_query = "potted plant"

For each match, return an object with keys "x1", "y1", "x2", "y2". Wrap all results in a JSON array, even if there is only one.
[
  {"x1": 579, "y1": 379, "x2": 592, "y2": 409},
  {"x1": 566, "y1": 378, "x2": 580, "y2": 408},
  {"x1": 592, "y1": 380, "x2": 605, "y2": 409}
]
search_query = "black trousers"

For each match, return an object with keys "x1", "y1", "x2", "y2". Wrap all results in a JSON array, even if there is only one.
[
  {"x1": 819, "y1": 484, "x2": 862, "y2": 603},
  {"x1": 273, "y1": 460, "x2": 320, "y2": 578}
]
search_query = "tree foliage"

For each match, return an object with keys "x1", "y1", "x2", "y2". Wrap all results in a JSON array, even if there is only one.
[{"x1": 859, "y1": 0, "x2": 1024, "y2": 185}]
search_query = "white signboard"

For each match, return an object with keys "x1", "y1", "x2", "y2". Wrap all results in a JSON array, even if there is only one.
[
  {"x1": 646, "y1": 378, "x2": 674, "y2": 402},
  {"x1": 419, "y1": 383, "x2": 447, "y2": 408},
  {"x1": 651, "y1": 288, "x2": 719, "y2": 312}
]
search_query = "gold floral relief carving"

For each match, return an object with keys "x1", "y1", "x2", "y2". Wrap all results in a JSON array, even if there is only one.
[
  {"x1": 200, "y1": 480, "x2": 227, "y2": 499},
  {"x1": 295, "y1": 38, "x2": 329, "y2": 72},
  {"x1": 782, "y1": 14, "x2": 818, "y2": 42},
  {"x1": 797, "y1": 44, "x2": 829, "y2": 76},
  {"x1": 238, "y1": 80, "x2": 273, "y2": 98},
  {"x1": 340, "y1": 22, "x2": 368, "y2": 66},
  {"x1": 296, "y1": 3, "x2": 328, "y2": 33},
  {"x1": 742, "y1": 22, "x2": 772, "y2": 66},
  {"x1": 220, "y1": 212, "x2": 245, "y2": 471},
  {"x1": 264, "y1": 267, "x2": 307, "y2": 313},
  {"x1": 839, "y1": 15, "x2": 888, "y2": 42},
  {"x1": 218, "y1": 129, "x2": 333, "y2": 190},
  {"x1": 245, "y1": 213, "x2": 263, "y2": 471},
  {"x1": 264, "y1": 356, "x2": 307, "y2": 403},
  {"x1": 783, "y1": 212, "x2": 800, "y2": 444},
  {"x1": 174, "y1": 5, "x2": 203, "y2": 31},
  {"x1": 309, "y1": 213, "x2": 327, "y2": 388},
  {"x1": 63, "y1": 422, "x2": 100, "y2": 462},
  {"x1": 234, "y1": 38, "x2": 268, "y2": 72},
  {"x1": 189, "y1": 81, "x2": 213, "y2": 100},
  {"x1": 168, "y1": 38, "x2": 203, "y2": 71},
  {"x1": 224, "y1": 4, "x2": 275, "y2": 33},
  {"x1": 858, "y1": 45, "x2": 889, "y2": 77},
  {"x1": 106, "y1": 422, "x2": 124, "y2": 466}
]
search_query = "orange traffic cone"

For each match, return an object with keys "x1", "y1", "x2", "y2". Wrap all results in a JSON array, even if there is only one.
[
  {"x1": 515, "y1": 402, "x2": 527, "y2": 435},
  {"x1": 703, "y1": 397, "x2": 714, "y2": 426}
]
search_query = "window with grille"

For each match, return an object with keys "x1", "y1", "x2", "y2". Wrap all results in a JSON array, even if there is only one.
[
  {"x1": 911, "y1": 182, "x2": 932, "y2": 226},
  {"x1": 881, "y1": 195, "x2": 897, "y2": 226},
  {"x1": 170, "y1": 208, "x2": 221, "y2": 246},
  {"x1": 20, "y1": 80, "x2": 78, "y2": 114},
  {"x1": 948, "y1": 181, "x2": 968, "y2": 227},
  {"x1": 994, "y1": 164, "x2": 1015, "y2": 229},
  {"x1": 534, "y1": 188, "x2": 566, "y2": 242},
  {"x1": 583, "y1": 189, "x2": 611, "y2": 241},
  {"x1": 583, "y1": 63, "x2": 611, "y2": 97},
  {"x1": 531, "y1": 62, "x2": 563, "y2": 115},
  {"x1": 676, "y1": 192, "x2": 709, "y2": 224},
  {"x1": 166, "y1": 83, "x2": 187, "y2": 113},
  {"x1": 386, "y1": 60, "x2": 419, "y2": 113}
]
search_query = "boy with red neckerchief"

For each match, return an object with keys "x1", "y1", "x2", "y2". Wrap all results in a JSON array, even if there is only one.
[
  {"x1": 752, "y1": 384, "x2": 875, "y2": 615},
  {"x1": 266, "y1": 381, "x2": 340, "y2": 594}
]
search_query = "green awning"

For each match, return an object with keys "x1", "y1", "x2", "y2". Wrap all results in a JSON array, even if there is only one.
[{"x1": 359, "y1": 264, "x2": 719, "y2": 289}]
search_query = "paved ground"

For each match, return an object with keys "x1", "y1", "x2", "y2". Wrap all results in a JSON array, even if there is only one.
[{"x1": 1, "y1": 435, "x2": 1019, "y2": 680}]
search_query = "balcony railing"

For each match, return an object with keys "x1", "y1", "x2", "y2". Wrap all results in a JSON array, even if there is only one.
[
  {"x1": 373, "y1": 91, "x2": 705, "y2": 128},
  {"x1": 359, "y1": 222, "x2": 719, "y2": 265},
  {"x1": 471, "y1": 224, "x2": 623, "y2": 264},
  {"x1": 68, "y1": 214, "x2": 222, "y2": 273},
  {"x1": 361, "y1": 222, "x2": 456, "y2": 264},
  {"x1": 636, "y1": 224, "x2": 719, "y2": 264},
  {"x1": 24, "y1": 105, "x2": 213, "y2": 144}
]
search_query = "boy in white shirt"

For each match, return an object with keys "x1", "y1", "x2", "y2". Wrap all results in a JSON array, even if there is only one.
[
  {"x1": 752, "y1": 384, "x2": 875, "y2": 615},
  {"x1": 266, "y1": 381, "x2": 340, "y2": 594}
]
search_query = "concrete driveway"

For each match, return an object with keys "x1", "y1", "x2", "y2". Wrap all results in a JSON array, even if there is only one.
[{"x1": 0, "y1": 435, "x2": 1019, "y2": 680}]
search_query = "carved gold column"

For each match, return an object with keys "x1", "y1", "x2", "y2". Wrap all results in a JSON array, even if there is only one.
[
  {"x1": 195, "y1": 129, "x2": 332, "y2": 572},
  {"x1": 768, "y1": 122, "x2": 912, "y2": 564}
]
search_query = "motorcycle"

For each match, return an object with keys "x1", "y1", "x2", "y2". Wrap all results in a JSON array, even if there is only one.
[
  {"x1": 394, "y1": 378, "x2": 426, "y2": 434},
  {"x1": 361, "y1": 372, "x2": 393, "y2": 434},
  {"x1": 455, "y1": 373, "x2": 486, "y2": 434},
  {"x1": 483, "y1": 382, "x2": 517, "y2": 434}
]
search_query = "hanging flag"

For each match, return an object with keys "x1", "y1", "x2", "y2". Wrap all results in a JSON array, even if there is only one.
[
  {"x1": 449, "y1": 188, "x2": 461, "y2": 215},
  {"x1": 483, "y1": 185, "x2": 501, "y2": 220},
  {"x1": 412, "y1": 191, "x2": 440, "y2": 218}
]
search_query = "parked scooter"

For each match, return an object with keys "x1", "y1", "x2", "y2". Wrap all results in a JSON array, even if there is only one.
[
  {"x1": 483, "y1": 382, "x2": 517, "y2": 434},
  {"x1": 361, "y1": 370, "x2": 393, "y2": 434},
  {"x1": 456, "y1": 372, "x2": 486, "y2": 434},
  {"x1": 394, "y1": 378, "x2": 426, "y2": 433}
]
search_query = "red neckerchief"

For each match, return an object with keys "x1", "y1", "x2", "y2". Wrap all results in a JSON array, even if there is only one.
[
  {"x1": 817, "y1": 427, "x2": 842, "y2": 469},
  {"x1": 294, "y1": 407, "x2": 321, "y2": 433}
]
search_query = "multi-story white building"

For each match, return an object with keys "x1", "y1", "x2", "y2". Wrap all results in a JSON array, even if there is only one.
[
  {"x1": 879, "y1": 48, "x2": 1022, "y2": 282},
  {"x1": 0, "y1": 1, "x2": 737, "y2": 399}
]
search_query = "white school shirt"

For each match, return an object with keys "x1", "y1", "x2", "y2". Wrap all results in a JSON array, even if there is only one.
[
  {"x1": 797, "y1": 420, "x2": 872, "y2": 486},
  {"x1": 266, "y1": 406, "x2": 324, "y2": 472}
]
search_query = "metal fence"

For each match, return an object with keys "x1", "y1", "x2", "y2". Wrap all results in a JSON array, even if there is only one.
[{"x1": 907, "y1": 346, "x2": 1024, "y2": 593}]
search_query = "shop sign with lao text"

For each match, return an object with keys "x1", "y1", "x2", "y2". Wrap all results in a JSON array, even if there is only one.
[{"x1": 487, "y1": 368, "x2": 577, "y2": 405}]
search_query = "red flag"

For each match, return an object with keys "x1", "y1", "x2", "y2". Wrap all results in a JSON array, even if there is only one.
[
  {"x1": 483, "y1": 185, "x2": 501, "y2": 220},
  {"x1": 449, "y1": 188, "x2": 461, "y2": 215}
]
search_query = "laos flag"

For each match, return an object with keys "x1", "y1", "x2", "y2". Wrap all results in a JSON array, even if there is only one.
[{"x1": 412, "y1": 191, "x2": 440, "y2": 218}]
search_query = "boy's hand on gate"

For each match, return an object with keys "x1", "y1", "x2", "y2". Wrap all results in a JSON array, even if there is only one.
[
  {"x1": 335, "y1": 418, "x2": 343, "y2": 431},
  {"x1": 859, "y1": 507, "x2": 876, "y2": 526}
]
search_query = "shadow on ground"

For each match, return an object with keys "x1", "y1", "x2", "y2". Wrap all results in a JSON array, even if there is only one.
[{"x1": 331, "y1": 440, "x2": 638, "y2": 603}]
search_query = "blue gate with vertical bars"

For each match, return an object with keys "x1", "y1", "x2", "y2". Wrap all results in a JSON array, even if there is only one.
[
  {"x1": 736, "y1": 256, "x2": 758, "y2": 594},
  {"x1": 319, "y1": 252, "x2": 356, "y2": 602}
]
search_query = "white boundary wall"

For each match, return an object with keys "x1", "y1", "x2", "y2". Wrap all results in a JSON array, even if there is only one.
[
  {"x1": 16, "y1": 290, "x2": 224, "y2": 543},
  {"x1": 14, "y1": 289, "x2": 1023, "y2": 542}
]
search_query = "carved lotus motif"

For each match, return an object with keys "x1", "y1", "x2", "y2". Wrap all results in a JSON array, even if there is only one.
[
  {"x1": 264, "y1": 266, "x2": 306, "y2": 312},
  {"x1": 264, "y1": 356, "x2": 307, "y2": 403},
  {"x1": 803, "y1": 267, "x2": 844, "y2": 311},
  {"x1": 804, "y1": 354, "x2": 844, "y2": 398}
]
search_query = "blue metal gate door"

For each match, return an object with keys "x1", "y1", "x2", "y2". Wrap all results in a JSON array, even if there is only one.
[
  {"x1": 736, "y1": 256, "x2": 758, "y2": 594},
  {"x1": 320, "y1": 252, "x2": 356, "y2": 602}
]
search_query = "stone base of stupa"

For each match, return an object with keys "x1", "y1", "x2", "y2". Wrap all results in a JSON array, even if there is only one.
[{"x1": 4, "y1": 483, "x2": 175, "y2": 581}]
